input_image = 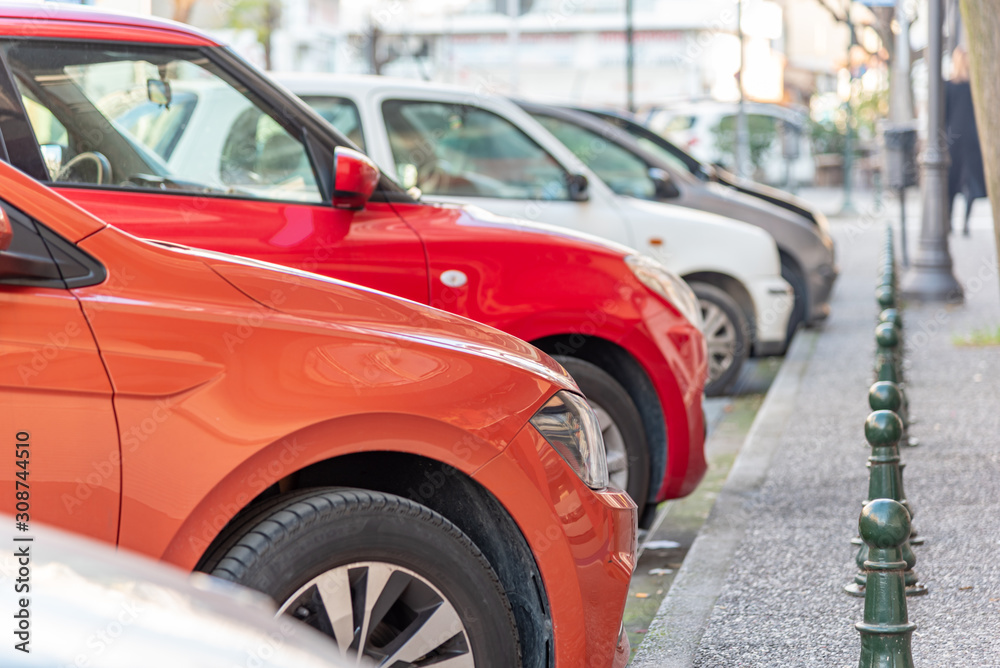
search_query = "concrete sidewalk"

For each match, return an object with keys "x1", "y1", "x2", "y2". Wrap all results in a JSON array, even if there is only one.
[{"x1": 631, "y1": 189, "x2": 1000, "y2": 666}]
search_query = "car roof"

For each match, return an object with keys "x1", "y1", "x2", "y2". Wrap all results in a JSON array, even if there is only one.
[
  {"x1": 653, "y1": 101, "x2": 808, "y2": 123},
  {"x1": 577, "y1": 108, "x2": 705, "y2": 171},
  {"x1": 272, "y1": 72, "x2": 486, "y2": 99},
  {"x1": 0, "y1": 2, "x2": 219, "y2": 46},
  {"x1": 516, "y1": 99, "x2": 697, "y2": 183}
]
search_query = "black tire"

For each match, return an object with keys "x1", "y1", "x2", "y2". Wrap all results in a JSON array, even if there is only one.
[
  {"x1": 553, "y1": 356, "x2": 651, "y2": 511},
  {"x1": 780, "y1": 255, "x2": 808, "y2": 346},
  {"x1": 691, "y1": 282, "x2": 751, "y2": 396},
  {"x1": 209, "y1": 488, "x2": 521, "y2": 667}
]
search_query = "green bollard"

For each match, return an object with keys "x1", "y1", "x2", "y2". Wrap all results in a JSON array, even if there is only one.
[
  {"x1": 869, "y1": 380, "x2": 916, "y2": 448},
  {"x1": 845, "y1": 411, "x2": 926, "y2": 597},
  {"x1": 856, "y1": 499, "x2": 917, "y2": 668},
  {"x1": 874, "y1": 322, "x2": 910, "y2": 422},
  {"x1": 878, "y1": 308, "x2": 903, "y2": 332},
  {"x1": 867, "y1": 382, "x2": 923, "y2": 546},
  {"x1": 876, "y1": 285, "x2": 896, "y2": 311},
  {"x1": 875, "y1": 323, "x2": 904, "y2": 385}
]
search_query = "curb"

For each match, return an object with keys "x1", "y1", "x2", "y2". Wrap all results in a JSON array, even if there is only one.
[{"x1": 628, "y1": 329, "x2": 819, "y2": 667}]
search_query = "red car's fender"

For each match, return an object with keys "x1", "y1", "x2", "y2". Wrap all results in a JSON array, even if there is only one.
[{"x1": 391, "y1": 201, "x2": 708, "y2": 501}]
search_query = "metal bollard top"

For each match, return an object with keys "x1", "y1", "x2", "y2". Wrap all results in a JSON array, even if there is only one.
[
  {"x1": 876, "y1": 285, "x2": 895, "y2": 309},
  {"x1": 878, "y1": 308, "x2": 901, "y2": 328},
  {"x1": 875, "y1": 322, "x2": 899, "y2": 349},
  {"x1": 869, "y1": 381, "x2": 902, "y2": 413},
  {"x1": 859, "y1": 498, "x2": 911, "y2": 550},
  {"x1": 865, "y1": 410, "x2": 903, "y2": 447}
]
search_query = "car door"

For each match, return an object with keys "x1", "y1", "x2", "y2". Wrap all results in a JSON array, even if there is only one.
[
  {"x1": 0, "y1": 201, "x2": 120, "y2": 543},
  {"x1": 0, "y1": 38, "x2": 428, "y2": 304},
  {"x1": 355, "y1": 93, "x2": 637, "y2": 248}
]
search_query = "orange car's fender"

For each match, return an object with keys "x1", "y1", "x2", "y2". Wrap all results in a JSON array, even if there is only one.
[
  {"x1": 66, "y1": 227, "x2": 561, "y2": 567},
  {"x1": 159, "y1": 411, "x2": 508, "y2": 570}
]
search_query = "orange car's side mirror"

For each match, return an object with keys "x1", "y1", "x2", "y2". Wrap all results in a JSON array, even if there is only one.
[
  {"x1": 332, "y1": 147, "x2": 380, "y2": 211},
  {"x1": 0, "y1": 207, "x2": 12, "y2": 252}
]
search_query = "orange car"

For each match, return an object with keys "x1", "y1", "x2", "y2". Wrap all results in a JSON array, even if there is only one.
[{"x1": 0, "y1": 161, "x2": 636, "y2": 667}]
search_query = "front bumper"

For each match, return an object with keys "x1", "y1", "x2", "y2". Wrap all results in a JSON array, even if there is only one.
[
  {"x1": 475, "y1": 424, "x2": 637, "y2": 668},
  {"x1": 807, "y1": 262, "x2": 839, "y2": 323},
  {"x1": 621, "y1": 295, "x2": 707, "y2": 503},
  {"x1": 748, "y1": 275, "x2": 794, "y2": 352}
]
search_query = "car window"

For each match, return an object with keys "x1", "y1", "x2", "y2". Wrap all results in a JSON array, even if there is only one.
[
  {"x1": 300, "y1": 95, "x2": 366, "y2": 152},
  {"x1": 661, "y1": 114, "x2": 694, "y2": 133},
  {"x1": 115, "y1": 91, "x2": 198, "y2": 160},
  {"x1": 0, "y1": 203, "x2": 63, "y2": 288},
  {"x1": 21, "y1": 95, "x2": 67, "y2": 147},
  {"x1": 3, "y1": 40, "x2": 322, "y2": 203},
  {"x1": 633, "y1": 136, "x2": 693, "y2": 175},
  {"x1": 532, "y1": 114, "x2": 655, "y2": 200},
  {"x1": 382, "y1": 99, "x2": 569, "y2": 200}
]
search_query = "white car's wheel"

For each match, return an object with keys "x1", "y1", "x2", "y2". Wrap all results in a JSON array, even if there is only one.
[{"x1": 692, "y1": 282, "x2": 750, "y2": 396}]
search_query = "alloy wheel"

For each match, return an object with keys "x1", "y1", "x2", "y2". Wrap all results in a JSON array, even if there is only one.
[
  {"x1": 279, "y1": 561, "x2": 474, "y2": 667},
  {"x1": 591, "y1": 402, "x2": 629, "y2": 491},
  {"x1": 701, "y1": 300, "x2": 737, "y2": 381}
]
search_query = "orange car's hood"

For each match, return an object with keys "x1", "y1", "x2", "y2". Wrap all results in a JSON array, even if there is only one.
[{"x1": 157, "y1": 242, "x2": 577, "y2": 393}]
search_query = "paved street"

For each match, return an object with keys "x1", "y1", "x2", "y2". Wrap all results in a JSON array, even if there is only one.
[{"x1": 631, "y1": 188, "x2": 1000, "y2": 666}]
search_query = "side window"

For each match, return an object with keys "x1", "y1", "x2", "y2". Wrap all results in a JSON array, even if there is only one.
[
  {"x1": 21, "y1": 94, "x2": 67, "y2": 148},
  {"x1": 0, "y1": 204, "x2": 56, "y2": 287},
  {"x1": 635, "y1": 137, "x2": 695, "y2": 175},
  {"x1": 382, "y1": 99, "x2": 569, "y2": 200},
  {"x1": 3, "y1": 40, "x2": 322, "y2": 204},
  {"x1": 0, "y1": 203, "x2": 92, "y2": 289},
  {"x1": 301, "y1": 95, "x2": 366, "y2": 152},
  {"x1": 533, "y1": 114, "x2": 656, "y2": 200}
]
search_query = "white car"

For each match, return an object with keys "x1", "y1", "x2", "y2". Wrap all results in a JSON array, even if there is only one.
[
  {"x1": 644, "y1": 100, "x2": 816, "y2": 188},
  {"x1": 0, "y1": 520, "x2": 347, "y2": 668},
  {"x1": 275, "y1": 73, "x2": 793, "y2": 394}
]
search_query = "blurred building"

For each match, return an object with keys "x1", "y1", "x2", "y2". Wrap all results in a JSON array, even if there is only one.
[
  {"x1": 268, "y1": 0, "x2": 856, "y2": 110},
  {"x1": 66, "y1": 0, "x2": 875, "y2": 111}
]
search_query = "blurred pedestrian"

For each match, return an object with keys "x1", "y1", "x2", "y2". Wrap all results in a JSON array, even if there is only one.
[{"x1": 945, "y1": 46, "x2": 987, "y2": 236}]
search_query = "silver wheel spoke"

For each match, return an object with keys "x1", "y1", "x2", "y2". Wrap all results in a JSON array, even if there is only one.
[
  {"x1": 701, "y1": 303, "x2": 727, "y2": 336},
  {"x1": 316, "y1": 570, "x2": 356, "y2": 658},
  {"x1": 701, "y1": 301, "x2": 737, "y2": 381},
  {"x1": 590, "y1": 403, "x2": 629, "y2": 490},
  {"x1": 279, "y1": 561, "x2": 475, "y2": 667},
  {"x1": 606, "y1": 449, "x2": 628, "y2": 474},
  {"x1": 381, "y1": 598, "x2": 465, "y2": 665},
  {"x1": 358, "y1": 563, "x2": 395, "y2": 665}
]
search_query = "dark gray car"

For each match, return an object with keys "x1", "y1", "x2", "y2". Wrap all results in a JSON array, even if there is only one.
[
  {"x1": 519, "y1": 102, "x2": 838, "y2": 340},
  {"x1": 578, "y1": 107, "x2": 834, "y2": 239}
]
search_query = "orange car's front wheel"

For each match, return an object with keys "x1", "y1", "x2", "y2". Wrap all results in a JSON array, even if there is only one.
[{"x1": 209, "y1": 488, "x2": 521, "y2": 667}]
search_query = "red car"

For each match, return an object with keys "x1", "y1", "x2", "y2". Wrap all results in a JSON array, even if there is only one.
[
  {"x1": 0, "y1": 159, "x2": 634, "y2": 666},
  {"x1": 0, "y1": 6, "x2": 705, "y2": 523}
]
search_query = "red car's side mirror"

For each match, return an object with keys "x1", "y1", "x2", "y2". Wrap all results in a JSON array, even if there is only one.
[
  {"x1": 0, "y1": 207, "x2": 12, "y2": 252},
  {"x1": 332, "y1": 147, "x2": 380, "y2": 211}
]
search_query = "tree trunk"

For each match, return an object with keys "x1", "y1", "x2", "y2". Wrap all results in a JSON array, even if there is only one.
[{"x1": 959, "y1": 0, "x2": 1000, "y2": 288}]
